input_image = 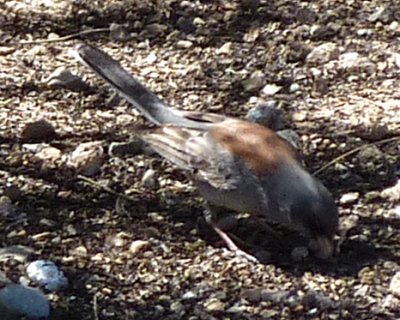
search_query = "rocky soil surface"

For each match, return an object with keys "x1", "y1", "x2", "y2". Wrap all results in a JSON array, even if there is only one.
[{"x1": 0, "y1": 0, "x2": 399, "y2": 319}]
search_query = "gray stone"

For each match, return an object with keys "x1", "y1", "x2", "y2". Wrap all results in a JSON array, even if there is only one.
[{"x1": 0, "y1": 284, "x2": 50, "y2": 319}]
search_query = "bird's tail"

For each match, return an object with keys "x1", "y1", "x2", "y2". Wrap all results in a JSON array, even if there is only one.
[{"x1": 72, "y1": 43, "x2": 198, "y2": 127}]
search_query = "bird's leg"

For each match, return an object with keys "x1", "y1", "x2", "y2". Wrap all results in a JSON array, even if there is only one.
[{"x1": 203, "y1": 205, "x2": 259, "y2": 262}]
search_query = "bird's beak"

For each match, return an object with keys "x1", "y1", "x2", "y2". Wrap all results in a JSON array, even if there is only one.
[{"x1": 309, "y1": 236, "x2": 335, "y2": 259}]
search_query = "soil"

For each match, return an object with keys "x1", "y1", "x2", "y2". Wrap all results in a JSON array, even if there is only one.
[{"x1": 0, "y1": 1, "x2": 399, "y2": 319}]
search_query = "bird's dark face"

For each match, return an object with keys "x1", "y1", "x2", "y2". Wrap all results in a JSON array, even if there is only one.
[{"x1": 290, "y1": 181, "x2": 339, "y2": 259}]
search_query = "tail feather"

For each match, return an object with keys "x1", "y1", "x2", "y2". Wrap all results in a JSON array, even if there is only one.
[{"x1": 72, "y1": 43, "x2": 201, "y2": 127}]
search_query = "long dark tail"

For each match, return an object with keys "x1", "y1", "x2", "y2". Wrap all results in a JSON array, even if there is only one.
[{"x1": 72, "y1": 43, "x2": 198, "y2": 127}]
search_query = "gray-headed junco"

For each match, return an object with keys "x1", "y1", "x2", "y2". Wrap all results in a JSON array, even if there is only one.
[{"x1": 72, "y1": 43, "x2": 339, "y2": 260}]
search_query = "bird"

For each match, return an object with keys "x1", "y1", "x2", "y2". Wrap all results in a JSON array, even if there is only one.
[{"x1": 71, "y1": 43, "x2": 339, "y2": 260}]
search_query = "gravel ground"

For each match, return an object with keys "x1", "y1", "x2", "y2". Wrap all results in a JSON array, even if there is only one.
[{"x1": 0, "y1": 1, "x2": 400, "y2": 319}]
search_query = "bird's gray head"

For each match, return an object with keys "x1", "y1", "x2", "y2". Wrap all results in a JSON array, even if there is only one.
[
  {"x1": 289, "y1": 176, "x2": 338, "y2": 259},
  {"x1": 267, "y1": 162, "x2": 339, "y2": 259}
]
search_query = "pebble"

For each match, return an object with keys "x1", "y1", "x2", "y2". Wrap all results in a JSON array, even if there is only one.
[
  {"x1": 129, "y1": 240, "x2": 149, "y2": 254},
  {"x1": 0, "y1": 245, "x2": 33, "y2": 263},
  {"x1": 35, "y1": 146, "x2": 62, "y2": 163},
  {"x1": 381, "y1": 180, "x2": 400, "y2": 201},
  {"x1": 242, "y1": 70, "x2": 265, "y2": 92},
  {"x1": 26, "y1": 260, "x2": 68, "y2": 291},
  {"x1": 261, "y1": 83, "x2": 282, "y2": 96},
  {"x1": 66, "y1": 141, "x2": 104, "y2": 176},
  {"x1": 389, "y1": 271, "x2": 400, "y2": 297},
  {"x1": 177, "y1": 17, "x2": 196, "y2": 34},
  {"x1": 0, "y1": 284, "x2": 50, "y2": 319},
  {"x1": 337, "y1": 52, "x2": 375, "y2": 74},
  {"x1": 109, "y1": 23, "x2": 131, "y2": 42},
  {"x1": 177, "y1": 40, "x2": 193, "y2": 49},
  {"x1": 204, "y1": 298, "x2": 225, "y2": 312},
  {"x1": 141, "y1": 169, "x2": 157, "y2": 188},
  {"x1": 21, "y1": 119, "x2": 56, "y2": 142},
  {"x1": 368, "y1": 6, "x2": 389, "y2": 23},
  {"x1": 108, "y1": 139, "x2": 145, "y2": 157},
  {"x1": 306, "y1": 42, "x2": 339, "y2": 65},
  {"x1": 289, "y1": 83, "x2": 300, "y2": 93},
  {"x1": 44, "y1": 66, "x2": 91, "y2": 92},
  {"x1": 339, "y1": 192, "x2": 360, "y2": 205},
  {"x1": 0, "y1": 196, "x2": 17, "y2": 221},
  {"x1": 182, "y1": 291, "x2": 197, "y2": 300}
]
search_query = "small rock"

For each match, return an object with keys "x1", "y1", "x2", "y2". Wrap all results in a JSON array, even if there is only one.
[
  {"x1": 170, "y1": 301, "x2": 184, "y2": 313},
  {"x1": 143, "y1": 23, "x2": 167, "y2": 38},
  {"x1": 381, "y1": 180, "x2": 400, "y2": 201},
  {"x1": 146, "y1": 52, "x2": 157, "y2": 64},
  {"x1": 216, "y1": 42, "x2": 232, "y2": 55},
  {"x1": 240, "y1": 0, "x2": 260, "y2": 12},
  {"x1": 45, "y1": 66, "x2": 91, "y2": 92},
  {"x1": 243, "y1": 26, "x2": 260, "y2": 42},
  {"x1": 289, "y1": 83, "x2": 300, "y2": 93},
  {"x1": 227, "y1": 303, "x2": 248, "y2": 313},
  {"x1": 204, "y1": 298, "x2": 225, "y2": 312},
  {"x1": 108, "y1": 139, "x2": 145, "y2": 157},
  {"x1": 393, "y1": 206, "x2": 400, "y2": 218},
  {"x1": 141, "y1": 169, "x2": 157, "y2": 188},
  {"x1": 302, "y1": 290, "x2": 336, "y2": 309},
  {"x1": 0, "y1": 245, "x2": 33, "y2": 263},
  {"x1": 306, "y1": 42, "x2": 339, "y2": 65},
  {"x1": 292, "y1": 111, "x2": 307, "y2": 122},
  {"x1": 177, "y1": 40, "x2": 193, "y2": 49},
  {"x1": 35, "y1": 146, "x2": 62, "y2": 163},
  {"x1": 390, "y1": 271, "x2": 400, "y2": 297},
  {"x1": 339, "y1": 192, "x2": 360, "y2": 205},
  {"x1": 393, "y1": 53, "x2": 400, "y2": 69},
  {"x1": 0, "y1": 197, "x2": 17, "y2": 221},
  {"x1": 364, "y1": 191, "x2": 381, "y2": 203},
  {"x1": 337, "y1": 52, "x2": 375, "y2": 74},
  {"x1": 296, "y1": 7, "x2": 317, "y2": 24},
  {"x1": 245, "y1": 101, "x2": 283, "y2": 130},
  {"x1": 182, "y1": 291, "x2": 197, "y2": 300},
  {"x1": 177, "y1": 17, "x2": 196, "y2": 34},
  {"x1": 66, "y1": 141, "x2": 104, "y2": 176},
  {"x1": 291, "y1": 246, "x2": 309, "y2": 261},
  {"x1": 26, "y1": 260, "x2": 68, "y2": 291},
  {"x1": 354, "y1": 284, "x2": 369, "y2": 297},
  {"x1": 129, "y1": 240, "x2": 149, "y2": 254},
  {"x1": 242, "y1": 70, "x2": 265, "y2": 92},
  {"x1": 105, "y1": 233, "x2": 126, "y2": 248},
  {"x1": 368, "y1": 6, "x2": 389, "y2": 23},
  {"x1": 261, "y1": 83, "x2": 282, "y2": 96},
  {"x1": 260, "y1": 289, "x2": 291, "y2": 303},
  {"x1": 110, "y1": 23, "x2": 131, "y2": 42},
  {"x1": 0, "y1": 284, "x2": 50, "y2": 319},
  {"x1": 357, "y1": 29, "x2": 373, "y2": 36},
  {"x1": 0, "y1": 271, "x2": 11, "y2": 285},
  {"x1": 21, "y1": 119, "x2": 56, "y2": 142}
]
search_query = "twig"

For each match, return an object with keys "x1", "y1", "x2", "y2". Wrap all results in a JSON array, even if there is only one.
[
  {"x1": 77, "y1": 175, "x2": 136, "y2": 202},
  {"x1": 313, "y1": 136, "x2": 400, "y2": 176},
  {"x1": 9, "y1": 28, "x2": 109, "y2": 46}
]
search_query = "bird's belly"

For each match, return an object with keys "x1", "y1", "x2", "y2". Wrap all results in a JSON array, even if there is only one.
[{"x1": 195, "y1": 181, "x2": 269, "y2": 214}]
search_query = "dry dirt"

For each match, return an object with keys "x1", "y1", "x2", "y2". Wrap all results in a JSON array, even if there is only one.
[{"x1": 0, "y1": 0, "x2": 400, "y2": 319}]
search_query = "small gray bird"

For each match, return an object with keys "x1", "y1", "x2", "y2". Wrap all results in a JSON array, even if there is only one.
[{"x1": 72, "y1": 43, "x2": 339, "y2": 260}]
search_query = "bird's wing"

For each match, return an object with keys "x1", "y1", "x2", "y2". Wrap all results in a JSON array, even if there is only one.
[{"x1": 140, "y1": 125, "x2": 243, "y2": 190}]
